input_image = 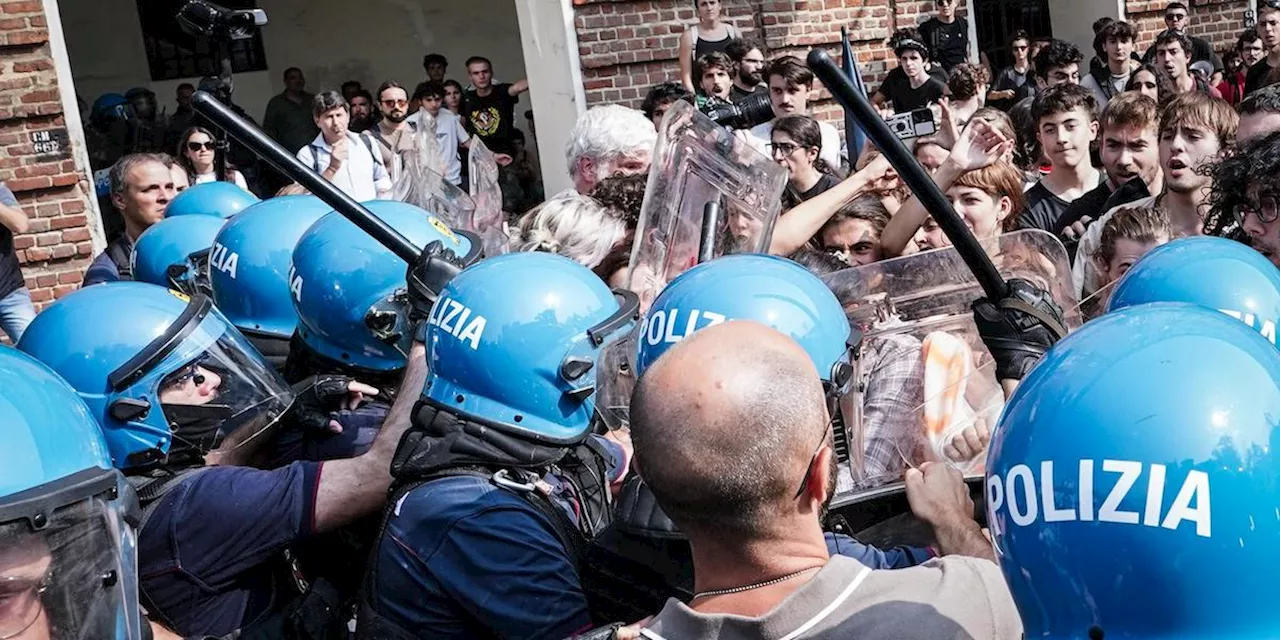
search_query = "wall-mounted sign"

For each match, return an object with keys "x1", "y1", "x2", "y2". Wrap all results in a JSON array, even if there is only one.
[{"x1": 30, "y1": 129, "x2": 70, "y2": 158}]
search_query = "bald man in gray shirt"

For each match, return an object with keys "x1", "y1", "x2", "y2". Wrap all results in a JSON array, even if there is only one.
[{"x1": 628, "y1": 321, "x2": 1022, "y2": 640}]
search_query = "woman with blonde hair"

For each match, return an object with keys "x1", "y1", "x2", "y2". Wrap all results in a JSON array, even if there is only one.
[{"x1": 511, "y1": 190, "x2": 625, "y2": 269}]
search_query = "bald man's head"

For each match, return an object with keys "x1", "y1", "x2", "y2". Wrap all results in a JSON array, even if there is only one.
[{"x1": 631, "y1": 321, "x2": 830, "y2": 539}]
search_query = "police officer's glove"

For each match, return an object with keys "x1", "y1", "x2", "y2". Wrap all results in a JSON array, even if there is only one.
[
  {"x1": 406, "y1": 240, "x2": 465, "y2": 323},
  {"x1": 972, "y1": 278, "x2": 1068, "y2": 381},
  {"x1": 287, "y1": 375, "x2": 359, "y2": 434}
]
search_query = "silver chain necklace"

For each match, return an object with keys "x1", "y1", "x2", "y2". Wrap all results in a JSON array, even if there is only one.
[{"x1": 691, "y1": 566, "x2": 822, "y2": 600}]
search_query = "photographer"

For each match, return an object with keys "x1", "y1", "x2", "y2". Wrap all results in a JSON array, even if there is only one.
[{"x1": 738, "y1": 56, "x2": 842, "y2": 170}]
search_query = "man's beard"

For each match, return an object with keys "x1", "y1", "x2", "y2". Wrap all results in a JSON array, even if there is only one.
[
  {"x1": 739, "y1": 69, "x2": 762, "y2": 87},
  {"x1": 384, "y1": 111, "x2": 408, "y2": 124}
]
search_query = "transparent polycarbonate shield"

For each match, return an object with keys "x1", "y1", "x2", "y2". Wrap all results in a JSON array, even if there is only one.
[
  {"x1": 463, "y1": 138, "x2": 510, "y2": 258},
  {"x1": 824, "y1": 230, "x2": 1081, "y2": 495},
  {"x1": 394, "y1": 125, "x2": 476, "y2": 229},
  {"x1": 594, "y1": 329, "x2": 639, "y2": 431},
  {"x1": 627, "y1": 100, "x2": 787, "y2": 308}
]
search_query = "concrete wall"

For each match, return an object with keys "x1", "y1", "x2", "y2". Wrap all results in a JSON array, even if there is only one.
[
  {"x1": 1049, "y1": 0, "x2": 1123, "y2": 57},
  {"x1": 61, "y1": 0, "x2": 531, "y2": 135}
]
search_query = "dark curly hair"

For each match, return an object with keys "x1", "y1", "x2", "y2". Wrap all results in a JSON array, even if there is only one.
[
  {"x1": 1204, "y1": 130, "x2": 1280, "y2": 238},
  {"x1": 947, "y1": 63, "x2": 990, "y2": 102},
  {"x1": 1033, "y1": 39, "x2": 1083, "y2": 81},
  {"x1": 590, "y1": 173, "x2": 648, "y2": 228}
]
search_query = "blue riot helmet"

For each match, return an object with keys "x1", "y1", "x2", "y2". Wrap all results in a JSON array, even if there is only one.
[
  {"x1": 290, "y1": 200, "x2": 481, "y2": 374},
  {"x1": 422, "y1": 252, "x2": 640, "y2": 442},
  {"x1": 1107, "y1": 236, "x2": 1280, "y2": 346},
  {"x1": 130, "y1": 214, "x2": 225, "y2": 296},
  {"x1": 164, "y1": 181, "x2": 259, "y2": 219},
  {"x1": 90, "y1": 93, "x2": 130, "y2": 129},
  {"x1": 18, "y1": 282, "x2": 294, "y2": 470},
  {"x1": 0, "y1": 348, "x2": 142, "y2": 639},
  {"x1": 209, "y1": 195, "x2": 332, "y2": 365},
  {"x1": 987, "y1": 302, "x2": 1280, "y2": 637}
]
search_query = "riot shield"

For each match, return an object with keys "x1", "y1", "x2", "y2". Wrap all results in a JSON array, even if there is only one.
[
  {"x1": 463, "y1": 138, "x2": 510, "y2": 258},
  {"x1": 394, "y1": 120, "x2": 476, "y2": 229},
  {"x1": 824, "y1": 229, "x2": 1081, "y2": 495},
  {"x1": 627, "y1": 100, "x2": 787, "y2": 308}
]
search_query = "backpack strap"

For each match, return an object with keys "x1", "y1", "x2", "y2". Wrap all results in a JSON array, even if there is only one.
[{"x1": 107, "y1": 237, "x2": 133, "y2": 280}]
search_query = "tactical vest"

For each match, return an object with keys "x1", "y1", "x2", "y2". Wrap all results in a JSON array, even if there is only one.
[
  {"x1": 129, "y1": 467, "x2": 353, "y2": 640},
  {"x1": 356, "y1": 401, "x2": 616, "y2": 639}
]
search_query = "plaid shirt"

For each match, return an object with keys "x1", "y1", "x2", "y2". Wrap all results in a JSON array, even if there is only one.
[{"x1": 838, "y1": 332, "x2": 926, "y2": 494}]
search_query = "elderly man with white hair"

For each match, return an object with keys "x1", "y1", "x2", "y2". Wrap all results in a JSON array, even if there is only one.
[{"x1": 566, "y1": 105, "x2": 658, "y2": 194}]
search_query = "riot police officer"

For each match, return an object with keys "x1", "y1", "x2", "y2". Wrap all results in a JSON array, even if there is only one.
[
  {"x1": 15, "y1": 282, "x2": 434, "y2": 638},
  {"x1": 0, "y1": 347, "x2": 144, "y2": 639},
  {"x1": 130, "y1": 214, "x2": 225, "y2": 295},
  {"x1": 357, "y1": 252, "x2": 639, "y2": 639}
]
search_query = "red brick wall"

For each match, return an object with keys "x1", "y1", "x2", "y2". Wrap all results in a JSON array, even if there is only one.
[
  {"x1": 0, "y1": 0, "x2": 96, "y2": 308},
  {"x1": 573, "y1": 0, "x2": 946, "y2": 130},
  {"x1": 1127, "y1": 0, "x2": 1250, "y2": 54}
]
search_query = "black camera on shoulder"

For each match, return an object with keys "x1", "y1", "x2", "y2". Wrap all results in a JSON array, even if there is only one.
[
  {"x1": 176, "y1": 0, "x2": 267, "y2": 41},
  {"x1": 699, "y1": 91, "x2": 775, "y2": 130}
]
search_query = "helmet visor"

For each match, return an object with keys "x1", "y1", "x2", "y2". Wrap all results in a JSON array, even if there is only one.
[
  {"x1": 594, "y1": 328, "x2": 639, "y2": 430},
  {"x1": 157, "y1": 324, "x2": 293, "y2": 454},
  {"x1": 0, "y1": 474, "x2": 136, "y2": 640}
]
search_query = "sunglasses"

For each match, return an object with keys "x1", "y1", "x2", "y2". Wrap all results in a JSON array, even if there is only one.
[
  {"x1": 1165, "y1": 12, "x2": 1187, "y2": 20},
  {"x1": 381, "y1": 99, "x2": 409, "y2": 107},
  {"x1": 185, "y1": 141, "x2": 216, "y2": 152}
]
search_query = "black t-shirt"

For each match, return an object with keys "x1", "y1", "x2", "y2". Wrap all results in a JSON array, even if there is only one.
[
  {"x1": 0, "y1": 183, "x2": 24, "y2": 299},
  {"x1": 800, "y1": 173, "x2": 839, "y2": 202},
  {"x1": 1246, "y1": 58, "x2": 1275, "y2": 97},
  {"x1": 729, "y1": 84, "x2": 766, "y2": 104},
  {"x1": 462, "y1": 84, "x2": 520, "y2": 155},
  {"x1": 1017, "y1": 182, "x2": 1074, "y2": 232},
  {"x1": 878, "y1": 67, "x2": 946, "y2": 113},
  {"x1": 918, "y1": 17, "x2": 969, "y2": 71}
]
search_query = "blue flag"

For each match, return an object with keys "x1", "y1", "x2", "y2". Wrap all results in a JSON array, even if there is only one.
[{"x1": 841, "y1": 27, "x2": 869, "y2": 162}]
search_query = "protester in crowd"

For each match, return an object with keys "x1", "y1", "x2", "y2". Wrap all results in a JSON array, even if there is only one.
[
  {"x1": 1088, "y1": 17, "x2": 1115, "y2": 74},
  {"x1": 567, "y1": 104, "x2": 657, "y2": 194},
  {"x1": 724, "y1": 37, "x2": 768, "y2": 102},
  {"x1": 1247, "y1": 2, "x2": 1280, "y2": 95},
  {"x1": 177, "y1": 126, "x2": 248, "y2": 190},
  {"x1": 679, "y1": 0, "x2": 741, "y2": 92},
  {"x1": 0, "y1": 180, "x2": 32, "y2": 341},
  {"x1": 263, "y1": 67, "x2": 319, "y2": 154},
  {"x1": 1094, "y1": 205, "x2": 1172, "y2": 288},
  {"x1": 765, "y1": 153, "x2": 895, "y2": 256},
  {"x1": 1017, "y1": 84, "x2": 1102, "y2": 232},
  {"x1": 641, "y1": 82, "x2": 696, "y2": 130},
  {"x1": 628, "y1": 322, "x2": 1023, "y2": 639},
  {"x1": 918, "y1": 0, "x2": 971, "y2": 73},
  {"x1": 442, "y1": 79, "x2": 465, "y2": 114},
  {"x1": 296, "y1": 91, "x2": 391, "y2": 201},
  {"x1": 947, "y1": 63, "x2": 989, "y2": 126},
  {"x1": 1219, "y1": 50, "x2": 1246, "y2": 104},
  {"x1": 1143, "y1": 2, "x2": 1224, "y2": 72},
  {"x1": 1082, "y1": 20, "x2": 1139, "y2": 111},
  {"x1": 162, "y1": 153, "x2": 190, "y2": 193},
  {"x1": 1155, "y1": 31, "x2": 1223, "y2": 98},
  {"x1": 879, "y1": 119, "x2": 1014, "y2": 256},
  {"x1": 989, "y1": 31, "x2": 1035, "y2": 111},
  {"x1": 124, "y1": 87, "x2": 166, "y2": 154},
  {"x1": 348, "y1": 90, "x2": 375, "y2": 133},
  {"x1": 1237, "y1": 82, "x2": 1280, "y2": 143},
  {"x1": 1124, "y1": 63, "x2": 1173, "y2": 104},
  {"x1": 460, "y1": 56, "x2": 529, "y2": 156},
  {"x1": 1205, "y1": 130, "x2": 1280, "y2": 265},
  {"x1": 341, "y1": 80, "x2": 363, "y2": 103},
  {"x1": 510, "y1": 190, "x2": 625, "y2": 268},
  {"x1": 1075, "y1": 92, "x2": 1238, "y2": 297},
  {"x1": 164, "y1": 82, "x2": 197, "y2": 153},
  {"x1": 590, "y1": 172, "x2": 647, "y2": 228},
  {"x1": 408, "y1": 81, "x2": 471, "y2": 188},
  {"x1": 740, "y1": 57, "x2": 842, "y2": 169},
  {"x1": 872, "y1": 28, "x2": 947, "y2": 114},
  {"x1": 423, "y1": 53, "x2": 448, "y2": 83},
  {"x1": 365, "y1": 81, "x2": 418, "y2": 184},
  {"x1": 818, "y1": 194, "x2": 890, "y2": 266},
  {"x1": 1053, "y1": 93, "x2": 1162, "y2": 242},
  {"x1": 774, "y1": 115, "x2": 839, "y2": 210},
  {"x1": 855, "y1": 148, "x2": 908, "y2": 214},
  {"x1": 696, "y1": 52, "x2": 734, "y2": 106},
  {"x1": 1010, "y1": 39, "x2": 1083, "y2": 172},
  {"x1": 84, "y1": 154, "x2": 174, "y2": 286},
  {"x1": 1220, "y1": 29, "x2": 1262, "y2": 104},
  {"x1": 914, "y1": 139, "x2": 950, "y2": 172}
]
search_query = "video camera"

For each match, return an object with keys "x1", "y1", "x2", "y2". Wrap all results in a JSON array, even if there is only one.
[
  {"x1": 884, "y1": 108, "x2": 936, "y2": 141},
  {"x1": 699, "y1": 90, "x2": 775, "y2": 131},
  {"x1": 176, "y1": 0, "x2": 267, "y2": 41}
]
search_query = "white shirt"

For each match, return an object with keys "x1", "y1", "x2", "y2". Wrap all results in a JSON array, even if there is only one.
[
  {"x1": 193, "y1": 171, "x2": 249, "y2": 191},
  {"x1": 409, "y1": 108, "x2": 470, "y2": 186},
  {"x1": 296, "y1": 131, "x2": 392, "y2": 202},
  {"x1": 739, "y1": 119, "x2": 843, "y2": 170}
]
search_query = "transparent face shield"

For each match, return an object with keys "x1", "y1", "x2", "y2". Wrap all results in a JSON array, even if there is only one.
[
  {"x1": 627, "y1": 101, "x2": 787, "y2": 309},
  {"x1": 165, "y1": 248, "x2": 212, "y2": 299},
  {"x1": 0, "y1": 470, "x2": 137, "y2": 640},
  {"x1": 823, "y1": 230, "x2": 1082, "y2": 496},
  {"x1": 594, "y1": 328, "x2": 640, "y2": 431}
]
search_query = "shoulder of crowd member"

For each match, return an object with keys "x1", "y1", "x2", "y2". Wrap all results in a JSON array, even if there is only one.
[{"x1": 856, "y1": 555, "x2": 1023, "y2": 638}]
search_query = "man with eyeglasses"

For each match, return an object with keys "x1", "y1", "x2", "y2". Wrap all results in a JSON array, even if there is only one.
[
  {"x1": 725, "y1": 38, "x2": 768, "y2": 103},
  {"x1": 1142, "y1": 2, "x2": 1223, "y2": 73},
  {"x1": 918, "y1": 0, "x2": 971, "y2": 73},
  {"x1": 627, "y1": 322, "x2": 1021, "y2": 640},
  {"x1": 1246, "y1": 1, "x2": 1280, "y2": 96},
  {"x1": 1203, "y1": 130, "x2": 1280, "y2": 266}
]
